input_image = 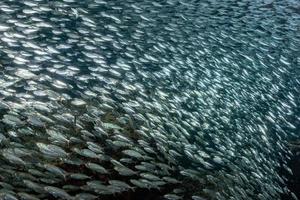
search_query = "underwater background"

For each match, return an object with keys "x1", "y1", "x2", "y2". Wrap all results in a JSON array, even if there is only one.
[{"x1": 0, "y1": 0, "x2": 299, "y2": 199}]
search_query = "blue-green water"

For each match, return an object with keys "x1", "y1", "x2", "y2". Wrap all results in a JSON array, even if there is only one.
[{"x1": 0, "y1": 0, "x2": 299, "y2": 199}]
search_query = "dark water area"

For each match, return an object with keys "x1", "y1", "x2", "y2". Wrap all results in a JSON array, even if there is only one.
[{"x1": 0, "y1": 0, "x2": 299, "y2": 199}]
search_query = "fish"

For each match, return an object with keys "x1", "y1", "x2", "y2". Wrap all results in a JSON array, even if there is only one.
[
  {"x1": 44, "y1": 186, "x2": 72, "y2": 199},
  {"x1": 164, "y1": 194, "x2": 183, "y2": 200},
  {"x1": 122, "y1": 149, "x2": 144, "y2": 160},
  {"x1": 36, "y1": 143, "x2": 68, "y2": 158},
  {"x1": 43, "y1": 164, "x2": 67, "y2": 178},
  {"x1": 70, "y1": 173, "x2": 91, "y2": 180},
  {"x1": 85, "y1": 163, "x2": 109, "y2": 174}
]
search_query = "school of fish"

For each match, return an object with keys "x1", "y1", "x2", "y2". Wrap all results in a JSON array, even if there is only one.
[{"x1": 0, "y1": 0, "x2": 299, "y2": 199}]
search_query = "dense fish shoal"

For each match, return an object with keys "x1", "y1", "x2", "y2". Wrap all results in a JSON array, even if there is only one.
[{"x1": 0, "y1": 0, "x2": 299, "y2": 200}]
